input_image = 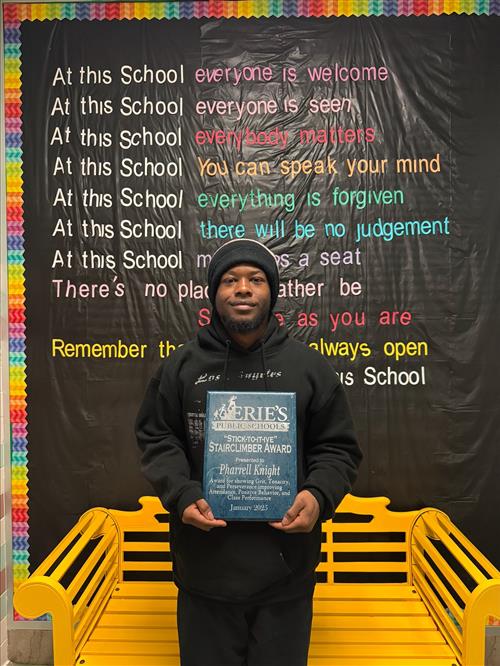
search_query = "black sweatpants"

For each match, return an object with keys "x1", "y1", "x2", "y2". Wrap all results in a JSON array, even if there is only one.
[{"x1": 177, "y1": 589, "x2": 313, "y2": 666}]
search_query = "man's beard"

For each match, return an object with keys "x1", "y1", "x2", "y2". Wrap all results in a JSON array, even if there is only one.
[{"x1": 220, "y1": 309, "x2": 268, "y2": 333}]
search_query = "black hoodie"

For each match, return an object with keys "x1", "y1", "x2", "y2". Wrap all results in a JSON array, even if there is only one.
[{"x1": 136, "y1": 315, "x2": 362, "y2": 603}]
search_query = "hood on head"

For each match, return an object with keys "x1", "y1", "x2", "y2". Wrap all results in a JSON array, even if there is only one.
[{"x1": 207, "y1": 239, "x2": 280, "y2": 311}]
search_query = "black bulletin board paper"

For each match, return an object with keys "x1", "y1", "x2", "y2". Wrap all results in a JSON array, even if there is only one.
[{"x1": 20, "y1": 16, "x2": 500, "y2": 569}]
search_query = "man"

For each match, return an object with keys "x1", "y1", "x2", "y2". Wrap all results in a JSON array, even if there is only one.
[{"x1": 136, "y1": 238, "x2": 362, "y2": 666}]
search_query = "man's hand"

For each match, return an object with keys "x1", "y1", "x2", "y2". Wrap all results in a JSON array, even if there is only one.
[
  {"x1": 182, "y1": 499, "x2": 227, "y2": 532},
  {"x1": 269, "y1": 490, "x2": 320, "y2": 533}
]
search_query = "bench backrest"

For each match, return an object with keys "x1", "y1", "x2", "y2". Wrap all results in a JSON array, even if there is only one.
[
  {"x1": 107, "y1": 494, "x2": 419, "y2": 586},
  {"x1": 109, "y1": 496, "x2": 173, "y2": 583},
  {"x1": 318, "y1": 494, "x2": 418, "y2": 585}
]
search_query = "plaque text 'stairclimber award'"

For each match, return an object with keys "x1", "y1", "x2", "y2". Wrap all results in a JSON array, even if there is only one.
[{"x1": 204, "y1": 391, "x2": 297, "y2": 521}]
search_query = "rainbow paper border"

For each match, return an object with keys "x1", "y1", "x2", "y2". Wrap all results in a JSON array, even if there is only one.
[
  {"x1": 5, "y1": 5, "x2": 27, "y2": 617},
  {"x1": 4, "y1": 1, "x2": 500, "y2": 627},
  {"x1": 3, "y1": 0, "x2": 500, "y2": 21}
]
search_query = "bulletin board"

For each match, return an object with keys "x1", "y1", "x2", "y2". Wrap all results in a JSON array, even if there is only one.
[{"x1": 5, "y1": 1, "x2": 500, "y2": 625}]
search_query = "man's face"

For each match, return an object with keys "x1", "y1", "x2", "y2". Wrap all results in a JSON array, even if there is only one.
[{"x1": 215, "y1": 264, "x2": 271, "y2": 333}]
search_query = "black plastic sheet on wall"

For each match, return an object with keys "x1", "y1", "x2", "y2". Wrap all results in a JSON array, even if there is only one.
[{"x1": 19, "y1": 15, "x2": 500, "y2": 569}]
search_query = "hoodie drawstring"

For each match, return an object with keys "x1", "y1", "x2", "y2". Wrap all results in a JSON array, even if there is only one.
[
  {"x1": 222, "y1": 339, "x2": 270, "y2": 391},
  {"x1": 223, "y1": 340, "x2": 231, "y2": 390},
  {"x1": 260, "y1": 342, "x2": 269, "y2": 392}
]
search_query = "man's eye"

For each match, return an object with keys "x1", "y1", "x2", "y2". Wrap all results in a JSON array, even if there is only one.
[{"x1": 252, "y1": 277, "x2": 264, "y2": 283}]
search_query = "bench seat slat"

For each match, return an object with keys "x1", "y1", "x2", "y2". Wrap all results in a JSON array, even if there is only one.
[
  {"x1": 312, "y1": 614, "x2": 438, "y2": 630},
  {"x1": 311, "y1": 629, "x2": 447, "y2": 644},
  {"x1": 95, "y1": 611, "x2": 439, "y2": 633},
  {"x1": 308, "y1": 655, "x2": 458, "y2": 666},
  {"x1": 83, "y1": 640, "x2": 178, "y2": 655},
  {"x1": 313, "y1": 599, "x2": 429, "y2": 616},
  {"x1": 78, "y1": 656, "x2": 458, "y2": 666},
  {"x1": 103, "y1": 597, "x2": 429, "y2": 616},
  {"x1": 78, "y1": 656, "x2": 178, "y2": 666},
  {"x1": 92, "y1": 627, "x2": 178, "y2": 641},
  {"x1": 308, "y1": 643, "x2": 456, "y2": 658},
  {"x1": 104, "y1": 594, "x2": 430, "y2": 616},
  {"x1": 97, "y1": 612, "x2": 177, "y2": 627},
  {"x1": 82, "y1": 639, "x2": 455, "y2": 658},
  {"x1": 112, "y1": 582, "x2": 177, "y2": 598},
  {"x1": 110, "y1": 581, "x2": 419, "y2": 601},
  {"x1": 105, "y1": 597, "x2": 177, "y2": 613},
  {"x1": 95, "y1": 609, "x2": 438, "y2": 631},
  {"x1": 90, "y1": 624, "x2": 447, "y2": 645}
]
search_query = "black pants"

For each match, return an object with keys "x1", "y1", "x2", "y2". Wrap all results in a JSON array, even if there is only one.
[{"x1": 177, "y1": 589, "x2": 313, "y2": 666}]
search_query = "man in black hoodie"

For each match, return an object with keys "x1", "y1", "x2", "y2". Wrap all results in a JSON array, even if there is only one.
[{"x1": 136, "y1": 238, "x2": 362, "y2": 666}]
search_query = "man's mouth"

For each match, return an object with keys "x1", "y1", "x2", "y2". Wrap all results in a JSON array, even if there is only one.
[{"x1": 230, "y1": 302, "x2": 256, "y2": 311}]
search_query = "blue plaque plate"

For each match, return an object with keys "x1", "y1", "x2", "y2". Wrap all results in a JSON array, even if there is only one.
[{"x1": 203, "y1": 391, "x2": 297, "y2": 521}]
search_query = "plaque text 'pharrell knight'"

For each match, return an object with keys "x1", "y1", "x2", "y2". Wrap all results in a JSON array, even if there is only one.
[{"x1": 203, "y1": 391, "x2": 297, "y2": 521}]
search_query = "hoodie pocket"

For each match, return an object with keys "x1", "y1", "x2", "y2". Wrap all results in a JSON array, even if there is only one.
[{"x1": 172, "y1": 519, "x2": 292, "y2": 601}]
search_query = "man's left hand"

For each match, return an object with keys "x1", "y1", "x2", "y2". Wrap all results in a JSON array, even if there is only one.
[{"x1": 269, "y1": 490, "x2": 320, "y2": 533}]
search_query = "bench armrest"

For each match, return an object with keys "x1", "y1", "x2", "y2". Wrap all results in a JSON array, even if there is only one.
[
  {"x1": 14, "y1": 508, "x2": 120, "y2": 666},
  {"x1": 410, "y1": 509, "x2": 500, "y2": 666}
]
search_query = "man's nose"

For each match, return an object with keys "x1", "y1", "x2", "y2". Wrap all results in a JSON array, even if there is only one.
[{"x1": 235, "y1": 278, "x2": 252, "y2": 294}]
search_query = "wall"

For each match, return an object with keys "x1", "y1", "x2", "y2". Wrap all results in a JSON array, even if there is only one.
[{"x1": 2, "y1": 3, "x2": 500, "y2": 665}]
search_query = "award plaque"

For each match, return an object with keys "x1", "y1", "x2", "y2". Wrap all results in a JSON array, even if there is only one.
[{"x1": 203, "y1": 391, "x2": 297, "y2": 521}]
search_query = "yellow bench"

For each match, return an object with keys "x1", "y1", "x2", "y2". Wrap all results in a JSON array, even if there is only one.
[{"x1": 14, "y1": 495, "x2": 500, "y2": 666}]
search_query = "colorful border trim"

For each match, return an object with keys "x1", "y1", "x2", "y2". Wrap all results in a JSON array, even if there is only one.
[
  {"x1": 3, "y1": 0, "x2": 500, "y2": 20},
  {"x1": 4, "y1": 0, "x2": 500, "y2": 20},
  {"x1": 5, "y1": 5, "x2": 27, "y2": 620},
  {"x1": 4, "y1": 1, "x2": 500, "y2": 627}
]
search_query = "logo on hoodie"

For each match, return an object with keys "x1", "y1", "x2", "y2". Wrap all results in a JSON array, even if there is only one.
[
  {"x1": 194, "y1": 372, "x2": 221, "y2": 385},
  {"x1": 212, "y1": 395, "x2": 289, "y2": 431}
]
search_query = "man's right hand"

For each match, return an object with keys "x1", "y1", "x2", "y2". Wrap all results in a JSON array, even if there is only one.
[{"x1": 182, "y1": 499, "x2": 227, "y2": 532}]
